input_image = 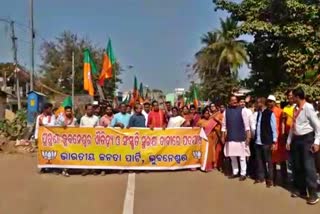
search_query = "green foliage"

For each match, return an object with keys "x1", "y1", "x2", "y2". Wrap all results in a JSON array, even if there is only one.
[
  {"x1": 214, "y1": 0, "x2": 320, "y2": 97},
  {"x1": 193, "y1": 17, "x2": 247, "y2": 102},
  {"x1": 0, "y1": 110, "x2": 27, "y2": 140},
  {"x1": 40, "y1": 31, "x2": 121, "y2": 97}
]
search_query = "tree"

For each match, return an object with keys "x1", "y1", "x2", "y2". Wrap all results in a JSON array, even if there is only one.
[
  {"x1": 40, "y1": 31, "x2": 121, "y2": 97},
  {"x1": 214, "y1": 0, "x2": 320, "y2": 97},
  {"x1": 193, "y1": 17, "x2": 248, "y2": 102}
]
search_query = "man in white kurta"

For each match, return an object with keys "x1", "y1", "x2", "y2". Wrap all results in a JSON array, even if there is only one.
[{"x1": 221, "y1": 96, "x2": 251, "y2": 181}]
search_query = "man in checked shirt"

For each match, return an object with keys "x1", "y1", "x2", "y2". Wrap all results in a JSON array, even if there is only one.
[{"x1": 286, "y1": 87, "x2": 320, "y2": 205}]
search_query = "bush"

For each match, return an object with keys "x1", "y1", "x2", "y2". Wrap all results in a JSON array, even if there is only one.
[{"x1": 0, "y1": 110, "x2": 27, "y2": 140}]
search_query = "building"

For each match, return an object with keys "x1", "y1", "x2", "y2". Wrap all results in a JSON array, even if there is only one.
[{"x1": 0, "y1": 66, "x2": 29, "y2": 111}]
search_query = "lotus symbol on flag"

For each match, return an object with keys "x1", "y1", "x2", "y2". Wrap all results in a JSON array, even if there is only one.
[
  {"x1": 41, "y1": 150, "x2": 57, "y2": 164},
  {"x1": 192, "y1": 151, "x2": 201, "y2": 159}
]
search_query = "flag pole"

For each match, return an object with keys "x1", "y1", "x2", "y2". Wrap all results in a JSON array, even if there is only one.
[
  {"x1": 114, "y1": 62, "x2": 116, "y2": 98},
  {"x1": 72, "y1": 51, "x2": 75, "y2": 109}
]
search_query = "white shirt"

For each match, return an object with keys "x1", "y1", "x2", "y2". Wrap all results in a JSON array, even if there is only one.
[
  {"x1": 142, "y1": 110, "x2": 149, "y2": 126},
  {"x1": 250, "y1": 111, "x2": 258, "y2": 134},
  {"x1": 244, "y1": 107, "x2": 253, "y2": 121},
  {"x1": 287, "y1": 102, "x2": 320, "y2": 145},
  {"x1": 55, "y1": 113, "x2": 77, "y2": 127},
  {"x1": 80, "y1": 115, "x2": 99, "y2": 127},
  {"x1": 167, "y1": 116, "x2": 185, "y2": 128},
  {"x1": 34, "y1": 114, "x2": 56, "y2": 139}
]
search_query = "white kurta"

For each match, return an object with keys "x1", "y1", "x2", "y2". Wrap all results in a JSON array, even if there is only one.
[
  {"x1": 34, "y1": 114, "x2": 56, "y2": 139},
  {"x1": 222, "y1": 108, "x2": 251, "y2": 157}
]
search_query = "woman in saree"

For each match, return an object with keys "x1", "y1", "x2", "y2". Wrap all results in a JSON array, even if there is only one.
[
  {"x1": 212, "y1": 105, "x2": 224, "y2": 170},
  {"x1": 167, "y1": 107, "x2": 186, "y2": 128},
  {"x1": 197, "y1": 107, "x2": 222, "y2": 171},
  {"x1": 181, "y1": 106, "x2": 193, "y2": 127}
]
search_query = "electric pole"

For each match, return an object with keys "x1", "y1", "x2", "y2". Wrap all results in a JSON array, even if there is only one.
[
  {"x1": 10, "y1": 21, "x2": 21, "y2": 110},
  {"x1": 30, "y1": 0, "x2": 35, "y2": 91}
]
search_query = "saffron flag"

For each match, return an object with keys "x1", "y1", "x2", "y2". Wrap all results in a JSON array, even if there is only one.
[
  {"x1": 98, "y1": 39, "x2": 116, "y2": 86},
  {"x1": 177, "y1": 95, "x2": 185, "y2": 109},
  {"x1": 83, "y1": 49, "x2": 97, "y2": 96},
  {"x1": 129, "y1": 76, "x2": 138, "y2": 106},
  {"x1": 193, "y1": 87, "x2": 199, "y2": 109}
]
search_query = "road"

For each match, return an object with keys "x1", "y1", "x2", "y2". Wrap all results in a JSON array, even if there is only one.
[{"x1": 0, "y1": 154, "x2": 319, "y2": 214}]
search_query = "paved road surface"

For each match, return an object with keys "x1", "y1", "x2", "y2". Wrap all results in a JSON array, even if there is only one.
[{"x1": 0, "y1": 154, "x2": 319, "y2": 214}]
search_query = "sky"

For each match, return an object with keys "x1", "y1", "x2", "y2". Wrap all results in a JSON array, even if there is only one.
[{"x1": 0, "y1": 0, "x2": 249, "y2": 93}]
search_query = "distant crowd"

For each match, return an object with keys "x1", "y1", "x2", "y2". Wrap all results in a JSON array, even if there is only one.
[{"x1": 34, "y1": 87, "x2": 320, "y2": 205}]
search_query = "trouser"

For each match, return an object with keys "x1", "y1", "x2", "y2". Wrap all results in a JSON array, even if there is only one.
[
  {"x1": 230, "y1": 156, "x2": 247, "y2": 176},
  {"x1": 273, "y1": 162, "x2": 288, "y2": 184},
  {"x1": 255, "y1": 144, "x2": 273, "y2": 181},
  {"x1": 291, "y1": 132, "x2": 318, "y2": 197},
  {"x1": 247, "y1": 139, "x2": 256, "y2": 178},
  {"x1": 315, "y1": 151, "x2": 320, "y2": 174}
]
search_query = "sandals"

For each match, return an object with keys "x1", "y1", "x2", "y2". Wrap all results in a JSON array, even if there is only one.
[{"x1": 62, "y1": 169, "x2": 70, "y2": 177}]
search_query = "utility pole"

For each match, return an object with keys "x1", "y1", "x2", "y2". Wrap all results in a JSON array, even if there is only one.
[
  {"x1": 10, "y1": 21, "x2": 21, "y2": 109},
  {"x1": 30, "y1": 0, "x2": 35, "y2": 91},
  {"x1": 71, "y1": 51, "x2": 75, "y2": 110}
]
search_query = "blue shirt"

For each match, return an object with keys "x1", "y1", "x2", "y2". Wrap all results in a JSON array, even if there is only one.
[
  {"x1": 128, "y1": 114, "x2": 146, "y2": 128},
  {"x1": 255, "y1": 110, "x2": 277, "y2": 145},
  {"x1": 110, "y1": 113, "x2": 131, "y2": 127}
]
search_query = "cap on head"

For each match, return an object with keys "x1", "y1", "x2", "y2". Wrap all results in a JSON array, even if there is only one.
[{"x1": 267, "y1": 95, "x2": 276, "y2": 102}]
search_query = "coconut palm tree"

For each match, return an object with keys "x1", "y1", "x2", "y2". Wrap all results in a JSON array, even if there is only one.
[{"x1": 194, "y1": 17, "x2": 248, "y2": 78}]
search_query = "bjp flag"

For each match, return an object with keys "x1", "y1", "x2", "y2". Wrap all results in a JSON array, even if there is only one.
[
  {"x1": 83, "y1": 49, "x2": 97, "y2": 96},
  {"x1": 98, "y1": 39, "x2": 116, "y2": 86}
]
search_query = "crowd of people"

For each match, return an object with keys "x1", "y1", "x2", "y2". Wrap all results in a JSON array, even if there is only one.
[{"x1": 35, "y1": 87, "x2": 320, "y2": 205}]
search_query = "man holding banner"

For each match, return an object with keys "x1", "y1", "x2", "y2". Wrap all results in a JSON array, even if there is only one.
[
  {"x1": 80, "y1": 103, "x2": 99, "y2": 176},
  {"x1": 148, "y1": 101, "x2": 167, "y2": 129},
  {"x1": 111, "y1": 103, "x2": 131, "y2": 128},
  {"x1": 55, "y1": 105, "x2": 77, "y2": 177}
]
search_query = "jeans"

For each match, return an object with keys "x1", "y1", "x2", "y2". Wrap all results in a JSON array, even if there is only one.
[
  {"x1": 291, "y1": 132, "x2": 318, "y2": 197},
  {"x1": 255, "y1": 144, "x2": 273, "y2": 181}
]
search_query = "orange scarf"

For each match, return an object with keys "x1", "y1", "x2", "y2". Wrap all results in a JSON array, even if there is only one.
[
  {"x1": 39, "y1": 113, "x2": 52, "y2": 125},
  {"x1": 64, "y1": 114, "x2": 74, "y2": 126},
  {"x1": 151, "y1": 110, "x2": 164, "y2": 127}
]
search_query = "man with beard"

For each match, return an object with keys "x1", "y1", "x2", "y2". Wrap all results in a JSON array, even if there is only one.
[
  {"x1": 148, "y1": 101, "x2": 167, "y2": 129},
  {"x1": 99, "y1": 105, "x2": 114, "y2": 127},
  {"x1": 111, "y1": 103, "x2": 131, "y2": 128}
]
